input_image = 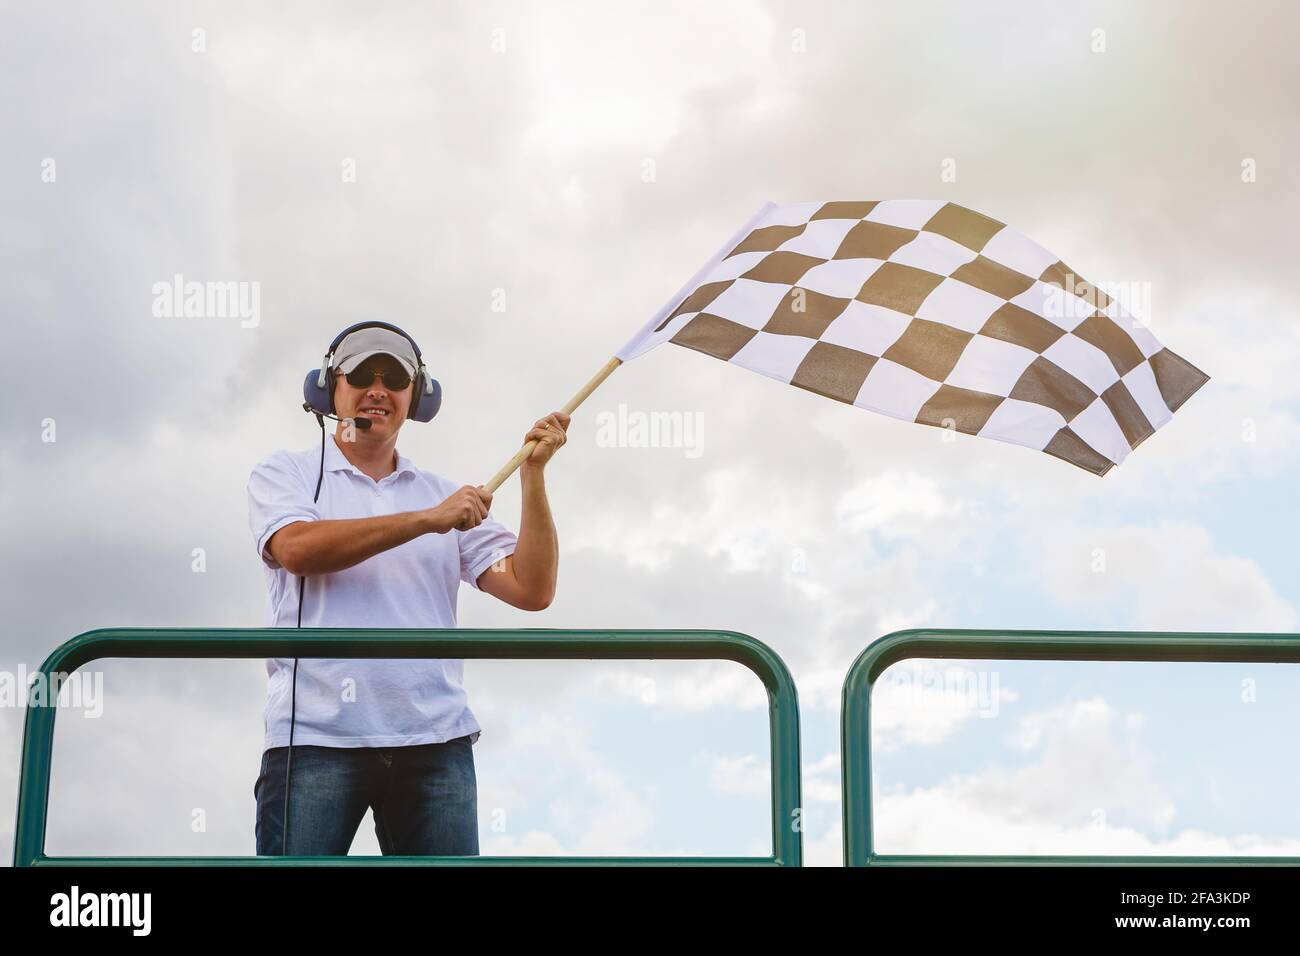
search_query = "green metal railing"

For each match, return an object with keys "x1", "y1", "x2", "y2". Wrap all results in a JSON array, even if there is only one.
[
  {"x1": 841, "y1": 628, "x2": 1300, "y2": 867},
  {"x1": 14, "y1": 627, "x2": 802, "y2": 867}
]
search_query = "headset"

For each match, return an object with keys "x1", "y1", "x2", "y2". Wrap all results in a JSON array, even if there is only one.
[
  {"x1": 302, "y1": 319, "x2": 442, "y2": 423},
  {"x1": 282, "y1": 320, "x2": 441, "y2": 854}
]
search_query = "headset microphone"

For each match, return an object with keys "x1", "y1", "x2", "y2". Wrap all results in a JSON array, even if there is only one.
[{"x1": 301, "y1": 403, "x2": 372, "y2": 430}]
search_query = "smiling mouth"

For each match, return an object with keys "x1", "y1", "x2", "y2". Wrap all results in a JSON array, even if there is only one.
[{"x1": 356, "y1": 407, "x2": 391, "y2": 418}]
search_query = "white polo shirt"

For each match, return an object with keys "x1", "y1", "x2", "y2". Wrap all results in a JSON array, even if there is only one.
[{"x1": 246, "y1": 434, "x2": 517, "y2": 751}]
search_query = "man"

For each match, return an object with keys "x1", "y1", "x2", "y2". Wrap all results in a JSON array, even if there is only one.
[{"x1": 246, "y1": 324, "x2": 568, "y2": 856}]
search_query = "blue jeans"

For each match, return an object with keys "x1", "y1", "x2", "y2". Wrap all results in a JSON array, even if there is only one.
[{"x1": 254, "y1": 737, "x2": 479, "y2": 856}]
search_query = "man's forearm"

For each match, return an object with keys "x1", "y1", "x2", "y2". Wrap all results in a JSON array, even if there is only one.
[
  {"x1": 271, "y1": 511, "x2": 433, "y2": 576},
  {"x1": 511, "y1": 466, "x2": 559, "y2": 605}
]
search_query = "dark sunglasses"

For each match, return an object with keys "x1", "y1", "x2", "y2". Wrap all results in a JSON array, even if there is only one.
[{"x1": 343, "y1": 366, "x2": 412, "y2": 390}]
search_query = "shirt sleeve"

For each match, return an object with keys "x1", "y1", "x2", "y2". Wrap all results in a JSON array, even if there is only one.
[
  {"x1": 247, "y1": 451, "x2": 321, "y2": 569},
  {"x1": 459, "y1": 512, "x2": 519, "y2": 589}
]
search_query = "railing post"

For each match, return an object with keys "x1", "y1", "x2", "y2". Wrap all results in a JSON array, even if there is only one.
[{"x1": 12, "y1": 687, "x2": 56, "y2": 868}]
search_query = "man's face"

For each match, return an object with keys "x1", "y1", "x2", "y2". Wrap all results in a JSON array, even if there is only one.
[{"x1": 332, "y1": 354, "x2": 415, "y2": 437}]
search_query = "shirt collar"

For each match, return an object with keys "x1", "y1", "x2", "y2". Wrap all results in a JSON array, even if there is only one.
[{"x1": 323, "y1": 434, "x2": 417, "y2": 481}]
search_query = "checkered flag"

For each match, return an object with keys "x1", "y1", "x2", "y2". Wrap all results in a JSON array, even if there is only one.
[{"x1": 617, "y1": 201, "x2": 1208, "y2": 476}]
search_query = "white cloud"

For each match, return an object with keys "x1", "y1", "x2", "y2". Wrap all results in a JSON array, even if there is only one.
[
  {"x1": 876, "y1": 788, "x2": 1300, "y2": 858},
  {"x1": 836, "y1": 473, "x2": 965, "y2": 539},
  {"x1": 481, "y1": 829, "x2": 568, "y2": 857},
  {"x1": 875, "y1": 697, "x2": 1297, "y2": 857},
  {"x1": 493, "y1": 711, "x2": 658, "y2": 855},
  {"x1": 801, "y1": 751, "x2": 842, "y2": 807},
  {"x1": 1028, "y1": 521, "x2": 1297, "y2": 631},
  {"x1": 872, "y1": 662, "x2": 1019, "y2": 754},
  {"x1": 695, "y1": 750, "x2": 768, "y2": 797},
  {"x1": 592, "y1": 662, "x2": 768, "y2": 712}
]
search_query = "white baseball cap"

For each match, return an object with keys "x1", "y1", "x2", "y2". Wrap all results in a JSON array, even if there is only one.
[{"x1": 334, "y1": 326, "x2": 419, "y2": 377}]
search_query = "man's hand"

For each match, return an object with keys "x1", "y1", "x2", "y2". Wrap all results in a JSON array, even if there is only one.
[
  {"x1": 426, "y1": 485, "x2": 493, "y2": 533},
  {"x1": 477, "y1": 411, "x2": 566, "y2": 610},
  {"x1": 522, "y1": 411, "x2": 570, "y2": 471}
]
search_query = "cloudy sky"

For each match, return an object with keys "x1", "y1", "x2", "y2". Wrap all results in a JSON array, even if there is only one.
[{"x1": 2, "y1": 0, "x2": 1298, "y2": 865}]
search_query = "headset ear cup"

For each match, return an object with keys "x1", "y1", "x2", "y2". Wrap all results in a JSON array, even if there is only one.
[
  {"x1": 409, "y1": 374, "x2": 441, "y2": 422},
  {"x1": 302, "y1": 369, "x2": 332, "y2": 416}
]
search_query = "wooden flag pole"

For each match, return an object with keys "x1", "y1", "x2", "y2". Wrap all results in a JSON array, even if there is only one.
[{"x1": 483, "y1": 355, "x2": 623, "y2": 493}]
